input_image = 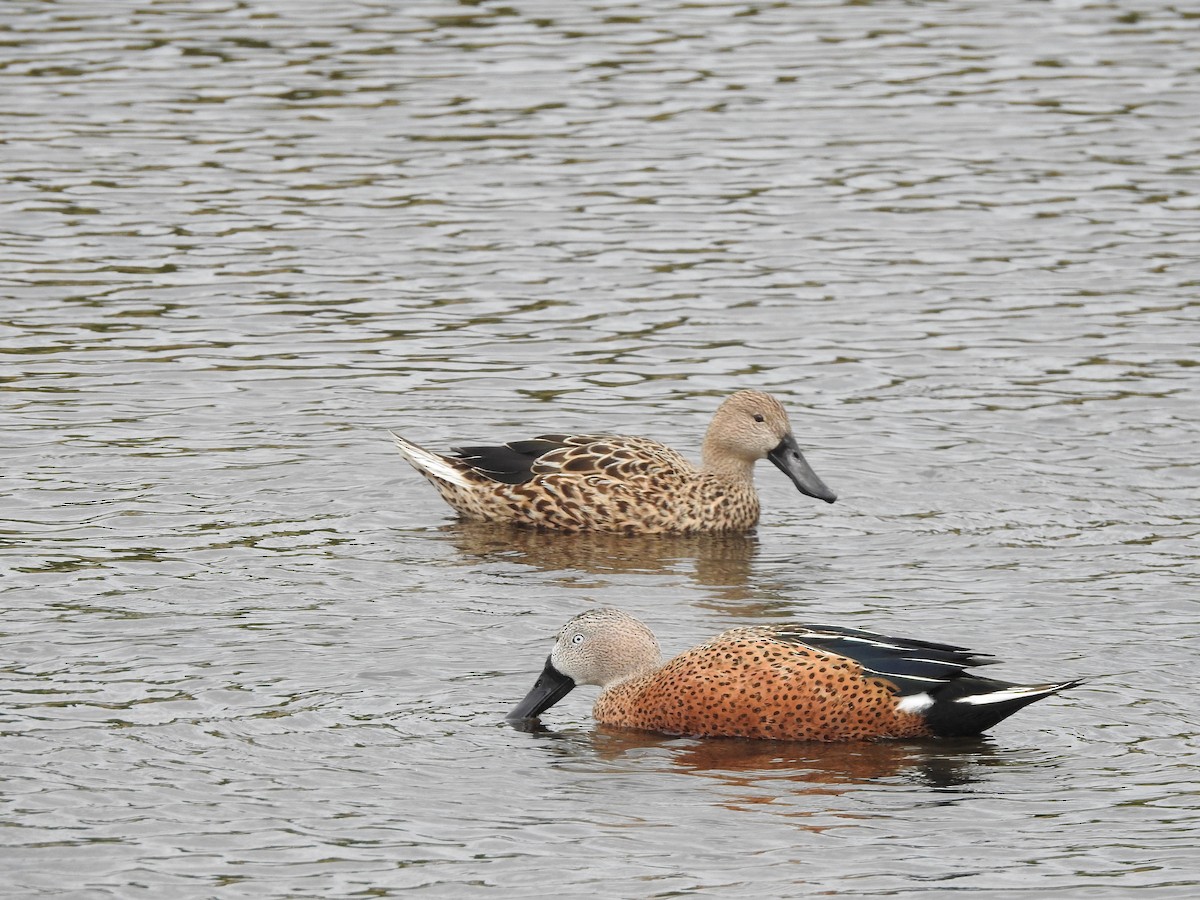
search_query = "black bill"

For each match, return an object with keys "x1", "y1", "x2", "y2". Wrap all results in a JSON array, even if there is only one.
[
  {"x1": 767, "y1": 433, "x2": 837, "y2": 503},
  {"x1": 507, "y1": 656, "x2": 577, "y2": 721}
]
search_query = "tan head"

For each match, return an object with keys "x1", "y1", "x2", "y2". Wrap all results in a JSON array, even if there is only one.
[
  {"x1": 507, "y1": 609, "x2": 662, "y2": 721},
  {"x1": 701, "y1": 390, "x2": 837, "y2": 503}
]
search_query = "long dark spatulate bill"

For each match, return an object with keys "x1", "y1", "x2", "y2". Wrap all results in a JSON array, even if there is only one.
[
  {"x1": 508, "y1": 657, "x2": 576, "y2": 720},
  {"x1": 767, "y1": 433, "x2": 837, "y2": 503}
]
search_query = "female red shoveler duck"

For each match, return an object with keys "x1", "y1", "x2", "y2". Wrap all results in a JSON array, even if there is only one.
[
  {"x1": 508, "y1": 608, "x2": 1081, "y2": 741},
  {"x1": 390, "y1": 390, "x2": 836, "y2": 534}
]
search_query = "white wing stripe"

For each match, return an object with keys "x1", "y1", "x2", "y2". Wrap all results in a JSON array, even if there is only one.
[{"x1": 860, "y1": 667, "x2": 949, "y2": 684}]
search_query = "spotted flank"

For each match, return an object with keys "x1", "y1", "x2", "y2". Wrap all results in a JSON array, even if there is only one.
[
  {"x1": 389, "y1": 390, "x2": 836, "y2": 534},
  {"x1": 508, "y1": 609, "x2": 1081, "y2": 742}
]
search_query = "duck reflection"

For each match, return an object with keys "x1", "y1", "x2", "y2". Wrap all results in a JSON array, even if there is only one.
[
  {"x1": 623, "y1": 731, "x2": 994, "y2": 790},
  {"x1": 440, "y1": 521, "x2": 764, "y2": 601},
  {"x1": 514, "y1": 722, "x2": 998, "y2": 790}
]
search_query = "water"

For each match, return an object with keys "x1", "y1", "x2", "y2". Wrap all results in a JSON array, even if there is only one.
[{"x1": 3, "y1": 0, "x2": 1199, "y2": 896}]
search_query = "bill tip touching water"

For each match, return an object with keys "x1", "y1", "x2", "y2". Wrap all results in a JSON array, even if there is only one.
[
  {"x1": 507, "y1": 608, "x2": 1082, "y2": 742},
  {"x1": 390, "y1": 389, "x2": 836, "y2": 534}
]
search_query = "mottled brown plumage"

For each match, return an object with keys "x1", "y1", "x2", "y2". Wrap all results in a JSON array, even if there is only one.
[
  {"x1": 508, "y1": 609, "x2": 1081, "y2": 742},
  {"x1": 390, "y1": 390, "x2": 836, "y2": 534}
]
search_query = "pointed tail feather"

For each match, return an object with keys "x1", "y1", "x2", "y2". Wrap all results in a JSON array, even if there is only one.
[
  {"x1": 924, "y1": 677, "x2": 1082, "y2": 737},
  {"x1": 390, "y1": 431, "x2": 471, "y2": 488},
  {"x1": 955, "y1": 680, "x2": 1082, "y2": 707}
]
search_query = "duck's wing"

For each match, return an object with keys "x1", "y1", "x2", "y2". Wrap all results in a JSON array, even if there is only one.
[
  {"x1": 450, "y1": 435, "x2": 574, "y2": 485},
  {"x1": 763, "y1": 623, "x2": 997, "y2": 696},
  {"x1": 452, "y1": 434, "x2": 695, "y2": 484}
]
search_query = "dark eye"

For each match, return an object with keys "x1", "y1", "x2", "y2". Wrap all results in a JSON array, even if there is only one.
[{"x1": 753, "y1": 414, "x2": 765, "y2": 423}]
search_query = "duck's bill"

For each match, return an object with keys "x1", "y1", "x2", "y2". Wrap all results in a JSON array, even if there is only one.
[
  {"x1": 768, "y1": 434, "x2": 837, "y2": 503},
  {"x1": 507, "y1": 657, "x2": 577, "y2": 721}
]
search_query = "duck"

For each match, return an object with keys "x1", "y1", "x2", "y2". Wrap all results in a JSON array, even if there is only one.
[
  {"x1": 389, "y1": 390, "x2": 836, "y2": 534},
  {"x1": 508, "y1": 608, "x2": 1081, "y2": 741}
]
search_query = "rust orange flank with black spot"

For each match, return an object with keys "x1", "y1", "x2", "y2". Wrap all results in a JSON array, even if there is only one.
[{"x1": 595, "y1": 632, "x2": 931, "y2": 740}]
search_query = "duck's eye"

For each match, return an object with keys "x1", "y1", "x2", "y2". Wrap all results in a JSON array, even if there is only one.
[
  {"x1": 753, "y1": 413, "x2": 765, "y2": 423},
  {"x1": 571, "y1": 633, "x2": 584, "y2": 646}
]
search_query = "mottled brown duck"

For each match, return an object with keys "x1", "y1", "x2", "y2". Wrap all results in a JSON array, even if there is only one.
[{"x1": 390, "y1": 390, "x2": 836, "y2": 534}]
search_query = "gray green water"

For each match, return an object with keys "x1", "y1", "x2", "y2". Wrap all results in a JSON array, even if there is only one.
[{"x1": 3, "y1": 0, "x2": 1199, "y2": 896}]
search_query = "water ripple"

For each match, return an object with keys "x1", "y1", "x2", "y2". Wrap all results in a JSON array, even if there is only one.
[{"x1": 3, "y1": 0, "x2": 1199, "y2": 896}]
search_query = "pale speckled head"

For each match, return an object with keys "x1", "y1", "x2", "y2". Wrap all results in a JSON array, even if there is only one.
[
  {"x1": 702, "y1": 390, "x2": 837, "y2": 503},
  {"x1": 507, "y1": 609, "x2": 662, "y2": 721},
  {"x1": 551, "y1": 608, "x2": 661, "y2": 686}
]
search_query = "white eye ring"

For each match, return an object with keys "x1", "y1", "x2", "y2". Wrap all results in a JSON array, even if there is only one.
[{"x1": 571, "y1": 633, "x2": 584, "y2": 646}]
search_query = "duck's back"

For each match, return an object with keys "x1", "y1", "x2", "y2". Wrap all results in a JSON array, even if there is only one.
[
  {"x1": 593, "y1": 628, "x2": 931, "y2": 740},
  {"x1": 443, "y1": 434, "x2": 759, "y2": 534}
]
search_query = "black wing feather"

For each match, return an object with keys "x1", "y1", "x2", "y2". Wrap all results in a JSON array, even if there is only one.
[
  {"x1": 774, "y1": 623, "x2": 996, "y2": 695},
  {"x1": 451, "y1": 436, "x2": 569, "y2": 484}
]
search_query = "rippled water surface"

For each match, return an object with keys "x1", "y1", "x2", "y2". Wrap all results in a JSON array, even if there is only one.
[{"x1": 3, "y1": 0, "x2": 1199, "y2": 896}]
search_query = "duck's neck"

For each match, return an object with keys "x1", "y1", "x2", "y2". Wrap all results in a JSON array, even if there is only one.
[
  {"x1": 602, "y1": 662, "x2": 662, "y2": 695},
  {"x1": 700, "y1": 437, "x2": 756, "y2": 483}
]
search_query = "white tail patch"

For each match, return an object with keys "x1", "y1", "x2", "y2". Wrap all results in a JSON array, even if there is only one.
[
  {"x1": 390, "y1": 432, "x2": 471, "y2": 488},
  {"x1": 897, "y1": 692, "x2": 934, "y2": 714},
  {"x1": 956, "y1": 684, "x2": 1063, "y2": 706}
]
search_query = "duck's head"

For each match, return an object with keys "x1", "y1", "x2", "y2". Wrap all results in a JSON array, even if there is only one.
[
  {"x1": 703, "y1": 390, "x2": 837, "y2": 503},
  {"x1": 507, "y1": 608, "x2": 661, "y2": 721}
]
